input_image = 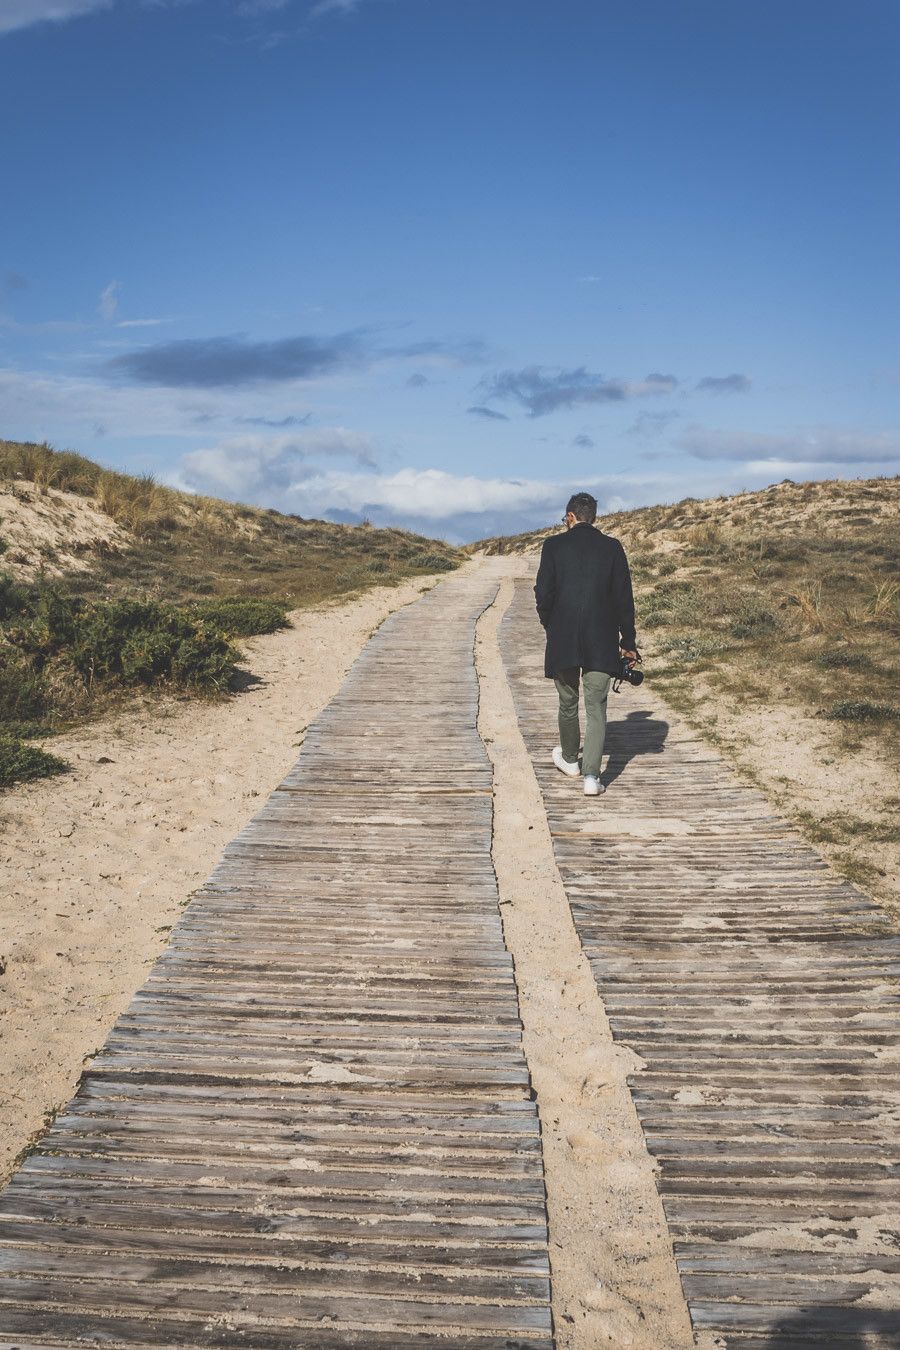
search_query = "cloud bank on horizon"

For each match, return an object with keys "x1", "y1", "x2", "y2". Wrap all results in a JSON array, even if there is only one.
[
  {"x1": 169, "y1": 452, "x2": 666, "y2": 542},
  {"x1": 1, "y1": 0, "x2": 898, "y2": 541},
  {"x1": 166, "y1": 430, "x2": 900, "y2": 542}
]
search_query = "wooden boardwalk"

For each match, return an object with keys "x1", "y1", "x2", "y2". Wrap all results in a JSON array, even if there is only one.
[
  {"x1": 501, "y1": 578, "x2": 900, "y2": 1347},
  {"x1": 0, "y1": 575, "x2": 552, "y2": 1350}
]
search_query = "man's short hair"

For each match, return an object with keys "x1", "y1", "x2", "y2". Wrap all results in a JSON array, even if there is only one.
[{"x1": 566, "y1": 491, "x2": 597, "y2": 524}]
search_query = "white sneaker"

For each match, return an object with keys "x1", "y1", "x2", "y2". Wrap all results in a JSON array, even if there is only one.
[
  {"x1": 583, "y1": 775, "x2": 605, "y2": 796},
  {"x1": 552, "y1": 745, "x2": 581, "y2": 778}
]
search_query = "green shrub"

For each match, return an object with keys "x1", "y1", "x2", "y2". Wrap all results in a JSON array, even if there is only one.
[
  {"x1": 826, "y1": 700, "x2": 899, "y2": 722},
  {"x1": 417, "y1": 553, "x2": 456, "y2": 572},
  {"x1": 0, "y1": 574, "x2": 30, "y2": 622},
  {"x1": 641, "y1": 581, "x2": 700, "y2": 629},
  {"x1": 750, "y1": 535, "x2": 811, "y2": 564},
  {"x1": 655, "y1": 558, "x2": 678, "y2": 576},
  {"x1": 193, "y1": 597, "x2": 290, "y2": 637},
  {"x1": 0, "y1": 733, "x2": 68, "y2": 788},
  {"x1": 657, "y1": 635, "x2": 729, "y2": 663},
  {"x1": 816, "y1": 649, "x2": 872, "y2": 670},
  {"x1": 0, "y1": 654, "x2": 52, "y2": 730},
  {"x1": 26, "y1": 590, "x2": 83, "y2": 657},
  {"x1": 66, "y1": 599, "x2": 158, "y2": 682},
  {"x1": 69, "y1": 600, "x2": 239, "y2": 691},
  {"x1": 728, "y1": 595, "x2": 780, "y2": 639},
  {"x1": 628, "y1": 550, "x2": 654, "y2": 575},
  {"x1": 641, "y1": 602, "x2": 673, "y2": 629},
  {"x1": 1, "y1": 581, "x2": 247, "y2": 744},
  {"x1": 367, "y1": 560, "x2": 389, "y2": 573}
]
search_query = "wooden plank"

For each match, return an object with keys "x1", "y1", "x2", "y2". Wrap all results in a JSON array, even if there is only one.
[
  {"x1": 15, "y1": 1155, "x2": 548, "y2": 1202},
  {"x1": 0, "y1": 1220, "x2": 549, "y2": 1272},
  {"x1": 0, "y1": 1275, "x2": 551, "y2": 1335},
  {"x1": 0, "y1": 1191, "x2": 548, "y2": 1243},
  {"x1": 0, "y1": 1248, "x2": 550, "y2": 1304},
  {"x1": 0, "y1": 1309, "x2": 553, "y2": 1350},
  {"x1": 690, "y1": 1302, "x2": 900, "y2": 1336},
  {"x1": 674, "y1": 1244, "x2": 900, "y2": 1276}
]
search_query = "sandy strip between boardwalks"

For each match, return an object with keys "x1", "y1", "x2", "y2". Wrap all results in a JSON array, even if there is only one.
[
  {"x1": 475, "y1": 557, "x2": 705, "y2": 1350},
  {"x1": 0, "y1": 567, "x2": 466, "y2": 1184}
]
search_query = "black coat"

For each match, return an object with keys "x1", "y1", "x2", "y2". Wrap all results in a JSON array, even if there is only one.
[{"x1": 534, "y1": 523, "x2": 636, "y2": 678}]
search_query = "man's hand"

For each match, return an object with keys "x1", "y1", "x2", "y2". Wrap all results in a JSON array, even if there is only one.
[{"x1": 620, "y1": 648, "x2": 638, "y2": 664}]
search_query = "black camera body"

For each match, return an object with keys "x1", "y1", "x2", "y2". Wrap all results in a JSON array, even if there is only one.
[{"x1": 616, "y1": 654, "x2": 644, "y2": 687}]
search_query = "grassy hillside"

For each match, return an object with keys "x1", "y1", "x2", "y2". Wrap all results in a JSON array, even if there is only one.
[
  {"x1": 0, "y1": 439, "x2": 459, "y2": 604},
  {"x1": 0, "y1": 440, "x2": 461, "y2": 786},
  {"x1": 474, "y1": 475, "x2": 900, "y2": 907}
]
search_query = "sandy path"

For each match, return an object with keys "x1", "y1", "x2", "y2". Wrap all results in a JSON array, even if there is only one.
[
  {"x1": 476, "y1": 559, "x2": 701, "y2": 1349},
  {"x1": 0, "y1": 568, "x2": 458, "y2": 1183}
]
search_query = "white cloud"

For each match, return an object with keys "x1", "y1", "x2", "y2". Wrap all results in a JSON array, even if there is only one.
[
  {"x1": 171, "y1": 446, "x2": 599, "y2": 536},
  {"x1": 262, "y1": 465, "x2": 730, "y2": 542},
  {"x1": 287, "y1": 467, "x2": 564, "y2": 520},
  {"x1": 98, "y1": 279, "x2": 120, "y2": 322},
  {"x1": 0, "y1": 0, "x2": 112, "y2": 36},
  {"x1": 677, "y1": 425, "x2": 900, "y2": 465},
  {"x1": 741, "y1": 457, "x2": 892, "y2": 476},
  {"x1": 174, "y1": 428, "x2": 379, "y2": 499},
  {"x1": 171, "y1": 458, "x2": 694, "y2": 541}
]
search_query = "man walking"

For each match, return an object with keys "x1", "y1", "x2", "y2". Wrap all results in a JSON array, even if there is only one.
[{"x1": 534, "y1": 492, "x2": 638, "y2": 797}]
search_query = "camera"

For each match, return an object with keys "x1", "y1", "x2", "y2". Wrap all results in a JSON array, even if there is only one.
[{"x1": 615, "y1": 653, "x2": 644, "y2": 688}]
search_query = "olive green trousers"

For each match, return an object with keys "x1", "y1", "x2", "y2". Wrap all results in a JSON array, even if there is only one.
[{"x1": 553, "y1": 667, "x2": 612, "y2": 779}]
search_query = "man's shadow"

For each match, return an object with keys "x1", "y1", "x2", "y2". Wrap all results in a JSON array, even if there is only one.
[
  {"x1": 750, "y1": 1305, "x2": 897, "y2": 1348},
  {"x1": 602, "y1": 708, "x2": 668, "y2": 787}
]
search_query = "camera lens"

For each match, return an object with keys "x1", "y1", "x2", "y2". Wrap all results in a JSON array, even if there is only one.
[{"x1": 630, "y1": 668, "x2": 645, "y2": 686}]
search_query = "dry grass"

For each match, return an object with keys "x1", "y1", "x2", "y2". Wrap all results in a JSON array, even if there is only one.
[
  {"x1": 92, "y1": 471, "x2": 180, "y2": 537},
  {"x1": 869, "y1": 578, "x2": 899, "y2": 621},
  {"x1": 2, "y1": 442, "x2": 99, "y2": 495},
  {"x1": 684, "y1": 520, "x2": 722, "y2": 550},
  {"x1": 785, "y1": 580, "x2": 826, "y2": 633}
]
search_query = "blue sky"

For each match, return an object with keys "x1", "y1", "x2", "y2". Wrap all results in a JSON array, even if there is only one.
[{"x1": 1, "y1": 0, "x2": 898, "y2": 540}]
